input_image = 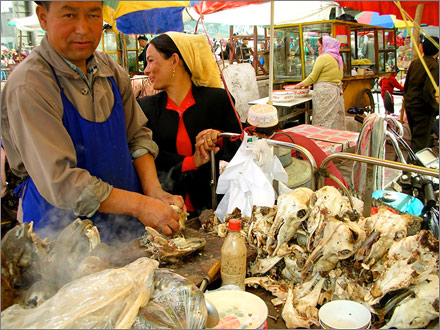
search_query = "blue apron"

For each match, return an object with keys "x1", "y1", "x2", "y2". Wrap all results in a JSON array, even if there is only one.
[{"x1": 16, "y1": 64, "x2": 145, "y2": 243}]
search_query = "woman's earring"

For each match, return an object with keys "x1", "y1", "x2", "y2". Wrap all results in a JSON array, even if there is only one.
[{"x1": 172, "y1": 69, "x2": 175, "y2": 79}]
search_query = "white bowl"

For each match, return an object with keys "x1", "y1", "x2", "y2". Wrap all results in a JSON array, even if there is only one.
[
  {"x1": 319, "y1": 300, "x2": 371, "y2": 329},
  {"x1": 272, "y1": 90, "x2": 295, "y2": 102}
]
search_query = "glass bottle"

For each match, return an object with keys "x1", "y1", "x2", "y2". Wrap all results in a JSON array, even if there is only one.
[{"x1": 220, "y1": 219, "x2": 247, "y2": 290}]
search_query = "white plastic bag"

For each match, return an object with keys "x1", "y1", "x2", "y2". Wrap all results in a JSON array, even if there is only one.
[
  {"x1": 1, "y1": 257, "x2": 158, "y2": 329},
  {"x1": 215, "y1": 134, "x2": 288, "y2": 222},
  {"x1": 133, "y1": 269, "x2": 207, "y2": 329}
]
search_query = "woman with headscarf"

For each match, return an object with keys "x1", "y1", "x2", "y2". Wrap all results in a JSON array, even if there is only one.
[
  {"x1": 137, "y1": 32, "x2": 241, "y2": 216},
  {"x1": 293, "y1": 36, "x2": 346, "y2": 130}
]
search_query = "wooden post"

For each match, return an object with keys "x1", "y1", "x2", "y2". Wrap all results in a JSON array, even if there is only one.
[
  {"x1": 18, "y1": 30, "x2": 23, "y2": 62},
  {"x1": 252, "y1": 26, "x2": 258, "y2": 74},
  {"x1": 411, "y1": 4, "x2": 424, "y2": 61},
  {"x1": 229, "y1": 25, "x2": 234, "y2": 65}
]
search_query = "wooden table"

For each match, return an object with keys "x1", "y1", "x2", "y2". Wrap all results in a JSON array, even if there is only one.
[
  {"x1": 101, "y1": 219, "x2": 287, "y2": 325},
  {"x1": 249, "y1": 95, "x2": 313, "y2": 124}
]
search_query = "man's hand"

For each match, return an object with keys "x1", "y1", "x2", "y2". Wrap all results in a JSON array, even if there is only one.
[
  {"x1": 136, "y1": 196, "x2": 181, "y2": 236},
  {"x1": 98, "y1": 187, "x2": 184, "y2": 236},
  {"x1": 149, "y1": 189, "x2": 186, "y2": 213}
]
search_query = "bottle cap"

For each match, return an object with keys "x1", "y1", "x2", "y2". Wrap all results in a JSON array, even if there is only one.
[{"x1": 228, "y1": 219, "x2": 242, "y2": 231}]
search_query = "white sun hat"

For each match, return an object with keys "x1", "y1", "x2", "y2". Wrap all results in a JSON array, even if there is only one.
[{"x1": 247, "y1": 104, "x2": 278, "y2": 128}]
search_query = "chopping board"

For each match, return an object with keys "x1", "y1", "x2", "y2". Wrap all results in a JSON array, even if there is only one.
[{"x1": 97, "y1": 218, "x2": 255, "y2": 287}]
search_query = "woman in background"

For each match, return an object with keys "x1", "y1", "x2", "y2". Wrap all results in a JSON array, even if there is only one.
[
  {"x1": 293, "y1": 36, "x2": 345, "y2": 130},
  {"x1": 138, "y1": 33, "x2": 241, "y2": 216}
]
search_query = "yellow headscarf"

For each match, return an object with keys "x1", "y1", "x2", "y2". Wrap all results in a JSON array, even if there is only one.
[{"x1": 165, "y1": 32, "x2": 222, "y2": 88}]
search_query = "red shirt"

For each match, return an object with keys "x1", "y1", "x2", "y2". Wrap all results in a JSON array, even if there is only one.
[
  {"x1": 379, "y1": 75, "x2": 404, "y2": 101},
  {"x1": 166, "y1": 88, "x2": 197, "y2": 211}
]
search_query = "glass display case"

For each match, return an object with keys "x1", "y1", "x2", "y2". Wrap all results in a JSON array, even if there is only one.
[
  {"x1": 273, "y1": 20, "x2": 397, "y2": 114},
  {"x1": 98, "y1": 30, "x2": 120, "y2": 64},
  {"x1": 97, "y1": 30, "x2": 144, "y2": 75},
  {"x1": 124, "y1": 34, "x2": 140, "y2": 74},
  {"x1": 273, "y1": 20, "x2": 397, "y2": 83}
]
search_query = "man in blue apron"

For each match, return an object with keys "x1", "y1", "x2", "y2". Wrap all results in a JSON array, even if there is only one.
[{"x1": 1, "y1": 1, "x2": 184, "y2": 243}]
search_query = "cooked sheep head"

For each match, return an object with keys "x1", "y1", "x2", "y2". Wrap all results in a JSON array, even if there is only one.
[
  {"x1": 306, "y1": 186, "x2": 351, "y2": 252},
  {"x1": 267, "y1": 187, "x2": 313, "y2": 256},
  {"x1": 366, "y1": 230, "x2": 439, "y2": 305},
  {"x1": 381, "y1": 274, "x2": 439, "y2": 329}
]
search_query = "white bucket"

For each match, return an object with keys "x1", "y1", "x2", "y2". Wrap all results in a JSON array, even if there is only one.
[{"x1": 205, "y1": 290, "x2": 268, "y2": 329}]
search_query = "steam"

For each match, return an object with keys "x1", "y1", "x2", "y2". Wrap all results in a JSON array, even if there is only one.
[{"x1": 34, "y1": 207, "x2": 145, "y2": 246}]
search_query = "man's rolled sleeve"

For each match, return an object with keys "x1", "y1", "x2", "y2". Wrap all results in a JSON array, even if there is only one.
[{"x1": 72, "y1": 176, "x2": 113, "y2": 217}]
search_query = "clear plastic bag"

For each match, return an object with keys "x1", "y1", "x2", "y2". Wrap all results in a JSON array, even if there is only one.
[
  {"x1": 1, "y1": 257, "x2": 158, "y2": 329},
  {"x1": 133, "y1": 269, "x2": 207, "y2": 329}
]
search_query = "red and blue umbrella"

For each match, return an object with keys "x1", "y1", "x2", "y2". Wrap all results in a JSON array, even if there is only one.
[
  {"x1": 355, "y1": 11, "x2": 395, "y2": 28},
  {"x1": 103, "y1": 1, "x2": 200, "y2": 35},
  {"x1": 336, "y1": 1, "x2": 438, "y2": 27},
  {"x1": 103, "y1": 1, "x2": 264, "y2": 35}
]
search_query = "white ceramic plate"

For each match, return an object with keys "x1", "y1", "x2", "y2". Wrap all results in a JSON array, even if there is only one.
[
  {"x1": 205, "y1": 290, "x2": 268, "y2": 329},
  {"x1": 282, "y1": 85, "x2": 310, "y2": 97},
  {"x1": 272, "y1": 90, "x2": 295, "y2": 102}
]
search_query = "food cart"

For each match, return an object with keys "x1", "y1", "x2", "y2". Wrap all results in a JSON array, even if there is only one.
[{"x1": 271, "y1": 20, "x2": 398, "y2": 115}]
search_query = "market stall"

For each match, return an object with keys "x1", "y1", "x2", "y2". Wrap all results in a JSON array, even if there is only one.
[
  {"x1": 272, "y1": 19, "x2": 399, "y2": 116},
  {"x1": 2, "y1": 2, "x2": 439, "y2": 329},
  {"x1": 2, "y1": 137, "x2": 439, "y2": 328}
]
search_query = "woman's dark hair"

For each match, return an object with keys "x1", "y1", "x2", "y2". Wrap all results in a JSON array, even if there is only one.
[
  {"x1": 318, "y1": 37, "x2": 323, "y2": 45},
  {"x1": 150, "y1": 34, "x2": 191, "y2": 76}
]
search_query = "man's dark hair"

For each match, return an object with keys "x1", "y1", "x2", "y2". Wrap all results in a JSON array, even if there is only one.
[
  {"x1": 35, "y1": 1, "x2": 103, "y2": 10},
  {"x1": 422, "y1": 36, "x2": 439, "y2": 56},
  {"x1": 149, "y1": 34, "x2": 191, "y2": 76},
  {"x1": 34, "y1": 1, "x2": 50, "y2": 9},
  {"x1": 138, "y1": 35, "x2": 148, "y2": 42}
]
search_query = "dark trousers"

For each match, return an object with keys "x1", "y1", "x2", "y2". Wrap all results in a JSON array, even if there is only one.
[{"x1": 406, "y1": 106, "x2": 437, "y2": 153}]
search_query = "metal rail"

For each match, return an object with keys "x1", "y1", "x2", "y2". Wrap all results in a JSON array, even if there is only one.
[
  {"x1": 210, "y1": 133, "x2": 318, "y2": 209},
  {"x1": 319, "y1": 152, "x2": 439, "y2": 217}
]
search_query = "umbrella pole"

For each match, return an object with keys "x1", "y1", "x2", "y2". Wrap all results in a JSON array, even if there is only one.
[{"x1": 268, "y1": 1, "x2": 274, "y2": 104}]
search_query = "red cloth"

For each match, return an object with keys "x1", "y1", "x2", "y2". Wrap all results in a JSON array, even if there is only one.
[
  {"x1": 379, "y1": 74, "x2": 404, "y2": 102},
  {"x1": 166, "y1": 88, "x2": 197, "y2": 211},
  {"x1": 271, "y1": 131, "x2": 348, "y2": 189}
]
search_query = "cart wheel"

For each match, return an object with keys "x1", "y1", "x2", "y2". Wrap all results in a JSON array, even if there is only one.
[{"x1": 356, "y1": 88, "x2": 375, "y2": 113}]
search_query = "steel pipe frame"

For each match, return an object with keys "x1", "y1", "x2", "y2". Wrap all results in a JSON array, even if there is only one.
[{"x1": 319, "y1": 152, "x2": 439, "y2": 217}]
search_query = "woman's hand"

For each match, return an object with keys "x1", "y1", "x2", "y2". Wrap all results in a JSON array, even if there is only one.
[
  {"x1": 195, "y1": 129, "x2": 221, "y2": 161},
  {"x1": 292, "y1": 82, "x2": 304, "y2": 89},
  {"x1": 193, "y1": 138, "x2": 220, "y2": 168}
]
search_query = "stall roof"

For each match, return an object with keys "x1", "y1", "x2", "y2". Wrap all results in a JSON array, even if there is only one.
[
  {"x1": 183, "y1": 1, "x2": 338, "y2": 26},
  {"x1": 7, "y1": 14, "x2": 43, "y2": 32}
]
